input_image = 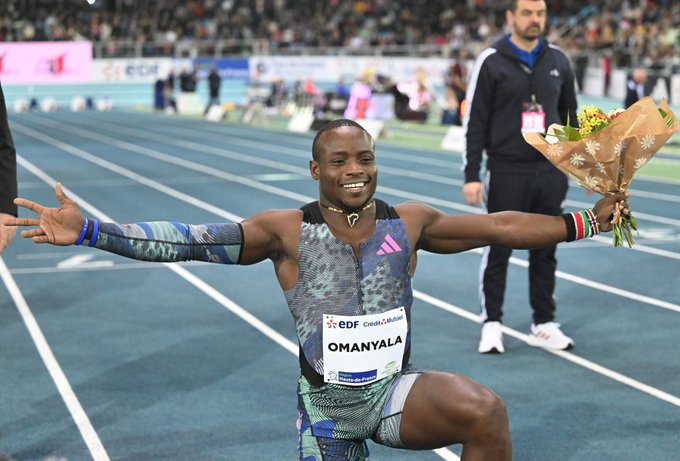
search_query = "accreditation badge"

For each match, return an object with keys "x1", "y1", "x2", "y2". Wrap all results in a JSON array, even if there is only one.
[
  {"x1": 322, "y1": 307, "x2": 407, "y2": 386},
  {"x1": 521, "y1": 101, "x2": 546, "y2": 133}
]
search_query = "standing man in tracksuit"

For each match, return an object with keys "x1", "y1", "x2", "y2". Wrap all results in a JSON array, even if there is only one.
[{"x1": 462, "y1": 0, "x2": 578, "y2": 354}]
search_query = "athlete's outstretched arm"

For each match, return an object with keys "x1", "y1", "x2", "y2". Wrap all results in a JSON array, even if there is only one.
[
  {"x1": 407, "y1": 191, "x2": 630, "y2": 254},
  {"x1": 8, "y1": 183, "x2": 284, "y2": 265}
]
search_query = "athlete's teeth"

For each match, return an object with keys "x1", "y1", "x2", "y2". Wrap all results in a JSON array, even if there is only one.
[{"x1": 344, "y1": 183, "x2": 364, "y2": 188}]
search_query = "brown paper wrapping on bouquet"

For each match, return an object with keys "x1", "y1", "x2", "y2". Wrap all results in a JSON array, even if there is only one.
[{"x1": 523, "y1": 96, "x2": 679, "y2": 195}]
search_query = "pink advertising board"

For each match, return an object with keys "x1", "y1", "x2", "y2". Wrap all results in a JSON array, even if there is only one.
[{"x1": 0, "y1": 41, "x2": 92, "y2": 84}]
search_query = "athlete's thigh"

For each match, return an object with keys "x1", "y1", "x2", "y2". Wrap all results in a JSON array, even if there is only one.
[{"x1": 398, "y1": 370, "x2": 504, "y2": 450}]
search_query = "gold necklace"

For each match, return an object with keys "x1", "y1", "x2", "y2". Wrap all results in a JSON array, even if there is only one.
[{"x1": 320, "y1": 200, "x2": 375, "y2": 228}]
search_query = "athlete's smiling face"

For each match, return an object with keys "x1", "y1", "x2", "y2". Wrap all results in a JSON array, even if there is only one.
[{"x1": 310, "y1": 125, "x2": 377, "y2": 212}]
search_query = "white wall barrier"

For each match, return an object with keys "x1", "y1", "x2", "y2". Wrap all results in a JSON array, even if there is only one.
[
  {"x1": 582, "y1": 66, "x2": 606, "y2": 98},
  {"x1": 672, "y1": 75, "x2": 680, "y2": 106}
]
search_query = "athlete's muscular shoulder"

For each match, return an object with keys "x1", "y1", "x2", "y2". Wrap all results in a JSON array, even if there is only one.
[
  {"x1": 393, "y1": 201, "x2": 440, "y2": 250},
  {"x1": 239, "y1": 209, "x2": 302, "y2": 265}
]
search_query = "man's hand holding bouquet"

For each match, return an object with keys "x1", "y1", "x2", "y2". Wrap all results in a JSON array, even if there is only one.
[{"x1": 524, "y1": 96, "x2": 679, "y2": 247}]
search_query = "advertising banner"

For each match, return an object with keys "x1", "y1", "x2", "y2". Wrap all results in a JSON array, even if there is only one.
[
  {"x1": 0, "y1": 41, "x2": 92, "y2": 84},
  {"x1": 93, "y1": 58, "x2": 174, "y2": 83},
  {"x1": 250, "y1": 56, "x2": 450, "y2": 86},
  {"x1": 193, "y1": 57, "x2": 250, "y2": 80}
]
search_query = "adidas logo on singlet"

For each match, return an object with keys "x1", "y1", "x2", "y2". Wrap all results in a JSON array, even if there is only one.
[{"x1": 376, "y1": 234, "x2": 402, "y2": 255}]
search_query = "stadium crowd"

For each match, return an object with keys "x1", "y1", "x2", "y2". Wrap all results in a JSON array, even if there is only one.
[{"x1": 0, "y1": 0, "x2": 678, "y2": 71}]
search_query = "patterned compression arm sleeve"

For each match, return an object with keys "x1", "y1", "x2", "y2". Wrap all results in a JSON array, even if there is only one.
[{"x1": 93, "y1": 221, "x2": 243, "y2": 264}]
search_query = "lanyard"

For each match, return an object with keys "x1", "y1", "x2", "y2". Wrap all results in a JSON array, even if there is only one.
[{"x1": 519, "y1": 62, "x2": 539, "y2": 105}]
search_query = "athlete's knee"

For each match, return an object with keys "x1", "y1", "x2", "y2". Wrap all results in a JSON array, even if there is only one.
[
  {"x1": 467, "y1": 390, "x2": 512, "y2": 459},
  {"x1": 467, "y1": 387, "x2": 509, "y2": 438}
]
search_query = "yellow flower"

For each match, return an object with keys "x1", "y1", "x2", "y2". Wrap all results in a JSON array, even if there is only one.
[{"x1": 577, "y1": 105, "x2": 610, "y2": 137}]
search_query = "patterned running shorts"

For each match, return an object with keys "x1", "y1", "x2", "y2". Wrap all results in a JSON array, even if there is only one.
[{"x1": 296, "y1": 366, "x2": 423, "y2": 461}]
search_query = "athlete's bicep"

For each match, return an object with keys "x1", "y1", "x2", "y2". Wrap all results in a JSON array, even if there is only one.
[{"x1": 419, "y1": 211, "x2": 496, "y2": 254}]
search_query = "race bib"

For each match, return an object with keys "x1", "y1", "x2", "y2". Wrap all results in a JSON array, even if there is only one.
[{"x1": 322, "y1": 307, "x2": 407, "y2": 386}]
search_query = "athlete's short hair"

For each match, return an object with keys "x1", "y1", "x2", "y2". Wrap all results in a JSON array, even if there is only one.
[{"x1": 311, "y1": 119, "x2": 373, "y2": 161}]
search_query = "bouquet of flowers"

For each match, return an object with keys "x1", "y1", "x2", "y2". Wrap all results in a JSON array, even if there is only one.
[{"x1": 523, "y1": 96, "x2": 679, "y2": 247}]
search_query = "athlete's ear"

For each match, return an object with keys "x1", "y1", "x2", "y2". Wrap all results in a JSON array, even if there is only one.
[{"x1": 310, "y1": 159, "x2": 320, "y2": 180}]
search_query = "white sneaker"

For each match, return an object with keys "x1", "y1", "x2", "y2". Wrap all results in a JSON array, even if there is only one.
[
  {"x1": 478, "y1": 321, "x2": 505, "y2": 354},
  {"x1": 527, "y1": 322, "x2": 574, "y2": 350}
]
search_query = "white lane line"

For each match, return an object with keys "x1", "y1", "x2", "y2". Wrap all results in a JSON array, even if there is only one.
[
  {"x1": 57, "y1": 254, "x2": 114, "y2": 270},
  {"x1": 0, "y1": 257, "x2": 111, "y2": 461}
]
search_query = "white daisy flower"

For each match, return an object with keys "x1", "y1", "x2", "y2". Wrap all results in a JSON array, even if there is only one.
[
  {"x1": 595, "y1": 162, "x2": 606, "y2": 173},
  {"x1": 570, "y1": 177, "x2": 585, "y2": 188},
  {"x1": 640, "y1": 134, "x2": 655, "y2": 150},
  {"x1": 634, "y1": 157, "x2": 649, "y2": 170},
  {"x1": 583, "y1": 176, "x2": 598, "y2": 188},
  {"x1": 614, "y1": 141, "x2": 627, "y2": 157},
  {"x1": 585, "y1": 139, "x2": 600, "y2": 156},
  {"x1": 570, "y1": 152, "x2": 585, "y2": 166},
  {"x1": 546, "y1": 143, "x2": 563, "y2": 158}
]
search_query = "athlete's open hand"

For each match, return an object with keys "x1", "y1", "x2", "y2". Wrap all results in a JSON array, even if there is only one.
[{"x1": 8, "y1": 183, "x2": 85, "y2": 245}]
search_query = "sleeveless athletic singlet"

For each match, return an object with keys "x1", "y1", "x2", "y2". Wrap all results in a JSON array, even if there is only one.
[{"x1": 284, "y1": 200, "x2": 413, "y2": 385}]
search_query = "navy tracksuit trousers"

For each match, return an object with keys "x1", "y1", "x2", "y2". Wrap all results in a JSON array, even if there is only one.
[{"x1": 480, "y1": 165, "x2": 569, "y2": 325}]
